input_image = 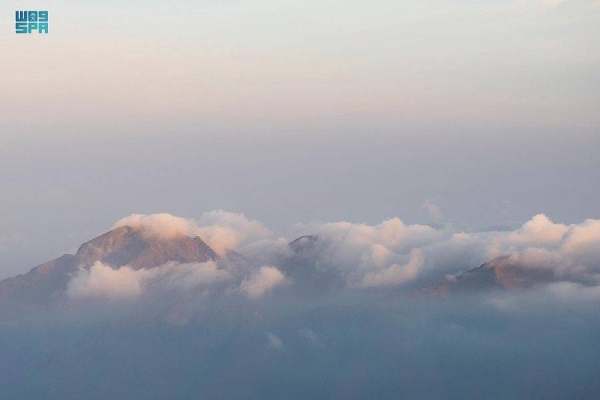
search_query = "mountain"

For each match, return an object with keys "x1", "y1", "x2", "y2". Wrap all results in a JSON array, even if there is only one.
[
  {"x1": 288, "y1": 235, "x2": 319, "y2": 254},
  {"x1": 76, "y1": 226, "x2": 218, "y2": 269},
  {"x1": 0, "y1": 226, "x2": 219, "y2": 303},
  {"x1": 416, "y1": 256, "x2": 556, "y2": 296},
  {"x1": 278, "y1": 235, "x2": 343, "y2": 296},
  {"x1": 0, "y1": 226, "x2": 564, "y2": 304},
  {"x1": 1, "y1": 229, "x2": 599, "y2": 399}
]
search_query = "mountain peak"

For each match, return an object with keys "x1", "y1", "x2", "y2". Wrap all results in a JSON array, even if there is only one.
[
  {"x1": 0, "y1": 226, "x2": 220, "y2": 303},
  {"x1": 289, "y1": 235, "x2": 319, "y2": 253},
  {"x1": 416, "y1": 256, "x2": 556, "y2": 296},
  {"x1": 75, "y1": 225, "x2": 219, "y2": 270}
]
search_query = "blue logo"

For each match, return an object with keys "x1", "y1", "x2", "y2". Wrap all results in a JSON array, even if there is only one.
[{"x1": 16, "y1": 11, "x2": 48, "y2": 34}]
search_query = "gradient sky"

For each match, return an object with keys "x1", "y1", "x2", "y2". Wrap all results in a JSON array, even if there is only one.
[{"x1": 1, "y1": 0, "x2": 599, "y2": 278}]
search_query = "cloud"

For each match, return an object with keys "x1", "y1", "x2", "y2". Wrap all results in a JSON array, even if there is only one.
[
  {"x1": 237, "y1": 237, "x2": 294, "y2": 263},
  {"x1": 100, "y1": 212, "x2": 600, "y2": 297},
  {"x1": 67, "y1": 259, "x2": 289, "y2": 301},
  {"x1": 239, "y1": 266, "x2": 287, "y2": 298},
  {"x1": 561, "y1": 219, "x2": 600, "y2": 266},
  {"x1": 144, "y1": 261, "x2": 232, "y2": 291},
  {"x1": 113, "y1": 211, "x2": 273, "y2": 256},
  {"x1": 501, "y1": 217, "x2": 600, "y2": 278},
  {"x1": 292, "y1": 217, "x2": 440, "y2": 253},
  {"x1": 289, "y1": 213, "x2": 600, "y2": 291},
  {"x1": 67, "y1": 261, "x2": 231, "y2": 299},
  {"x1": 360, "y1": 249, "x2": 423, "y2": 288},
  {"x1": 67, "y1": 262, "x2": 142, "y2": 299},
  {"x1": 287, "y1": 217, "x2": 441, "y2": 287},
  {"x1": 113, "y1": 213, "x2": 197, "y2": 239},
  {"x1": 507, "y1": 214, "x2": 567, "y2": 246},
  {"x1": 197, "y1": 210, "x2": 273, "y2": 256}
]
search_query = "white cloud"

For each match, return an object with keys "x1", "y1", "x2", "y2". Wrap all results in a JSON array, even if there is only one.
[
  {"x1": 290, "y1": 213, "x2": 600, "y2": 290},
  {"x1": 360, "y1": 249, "x2": 423, "y2": 288},
  {"x1": 238, "y1": 237, "x2": 294, "y2": 261},
  {"x1": 561, "y1": 219, "x2": 600, "y2": 266},
  {"x1": 507, "y1": 214, "x2": 567, "y2": 246},
  {"x1": 113, "y1": 211, "x2": 273, "y2": 256},
  {"x1": 144, "y1": 261, "x2": 232, "y2": 291},
  {"x1": 97, "y1": 212, "x2": 600, "y2": 296},
  {"x1": 113, "y1": 213, "x2": 198, "y2": 239},
  {"x1": 67, "y1": 261, "x2": 231, "y2": 299},
  {"x1": 67, "y1": 262, "x2": 142, "y2": 299},
  {"x1": 194, "y1": 210, "x2": 273, "y2": 255},
  {"x1": 288, "y1": 217, "x2": 441, "y2": 287},
  {"x1": 239, "y1": 266, "x2": 287, "y2": 298}
]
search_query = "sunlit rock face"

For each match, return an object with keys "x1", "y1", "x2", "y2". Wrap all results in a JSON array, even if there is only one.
[{"x1": 76, "y1": 226, "x2": 218, "y2": 270}]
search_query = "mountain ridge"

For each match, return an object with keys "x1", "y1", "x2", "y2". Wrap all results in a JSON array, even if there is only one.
[
  {"x1": 0, "y1": 226, "x2": 219, "y2": 303},
  {"x1": 415, "y1": 256, "x2": 556, "y2": 296}
]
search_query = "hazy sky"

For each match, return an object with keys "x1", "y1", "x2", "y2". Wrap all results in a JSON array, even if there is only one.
[{"x1": 1, "y1": 0, "x2": 599, "y2": 277}]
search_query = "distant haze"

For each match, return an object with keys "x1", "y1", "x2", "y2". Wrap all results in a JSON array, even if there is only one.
[{"x1": 1, "y1": 127, "x2": 598, "y2": 279}]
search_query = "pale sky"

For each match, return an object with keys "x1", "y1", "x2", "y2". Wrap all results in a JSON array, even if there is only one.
[{"x1": 1, "y1": 0, "x2": 599, "y2": 277}]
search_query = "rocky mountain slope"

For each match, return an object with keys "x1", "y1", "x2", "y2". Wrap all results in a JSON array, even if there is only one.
[
  {"x1": 416, "y1": 256, "x2": 556, "y2": 296},
  {"x1": 0, "y1": 226, "x2": 568, "y2": 304},
  {"x1": 0, "y1": 226, "x2": 219, "y2": 303}
]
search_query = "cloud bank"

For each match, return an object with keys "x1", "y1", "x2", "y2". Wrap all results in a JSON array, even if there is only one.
[
  {"x1": 67, "y1": 260, "x2": 233, "y2": 300},
  {"x1": 67, "y1": 259, "x2": 287, "y2": 301},
  {"x1": 239, "y1": 266, "x2": 287, "y2": 298},
  {"x1": 113, "y1": 211, "x2": 273, "y2": 256},
  {"x1": 113, "y1": 213, "x2": 197, "y2": 240},
  {"x1": 80, "y1": 212, "x2": 600, "y2": 302}
]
